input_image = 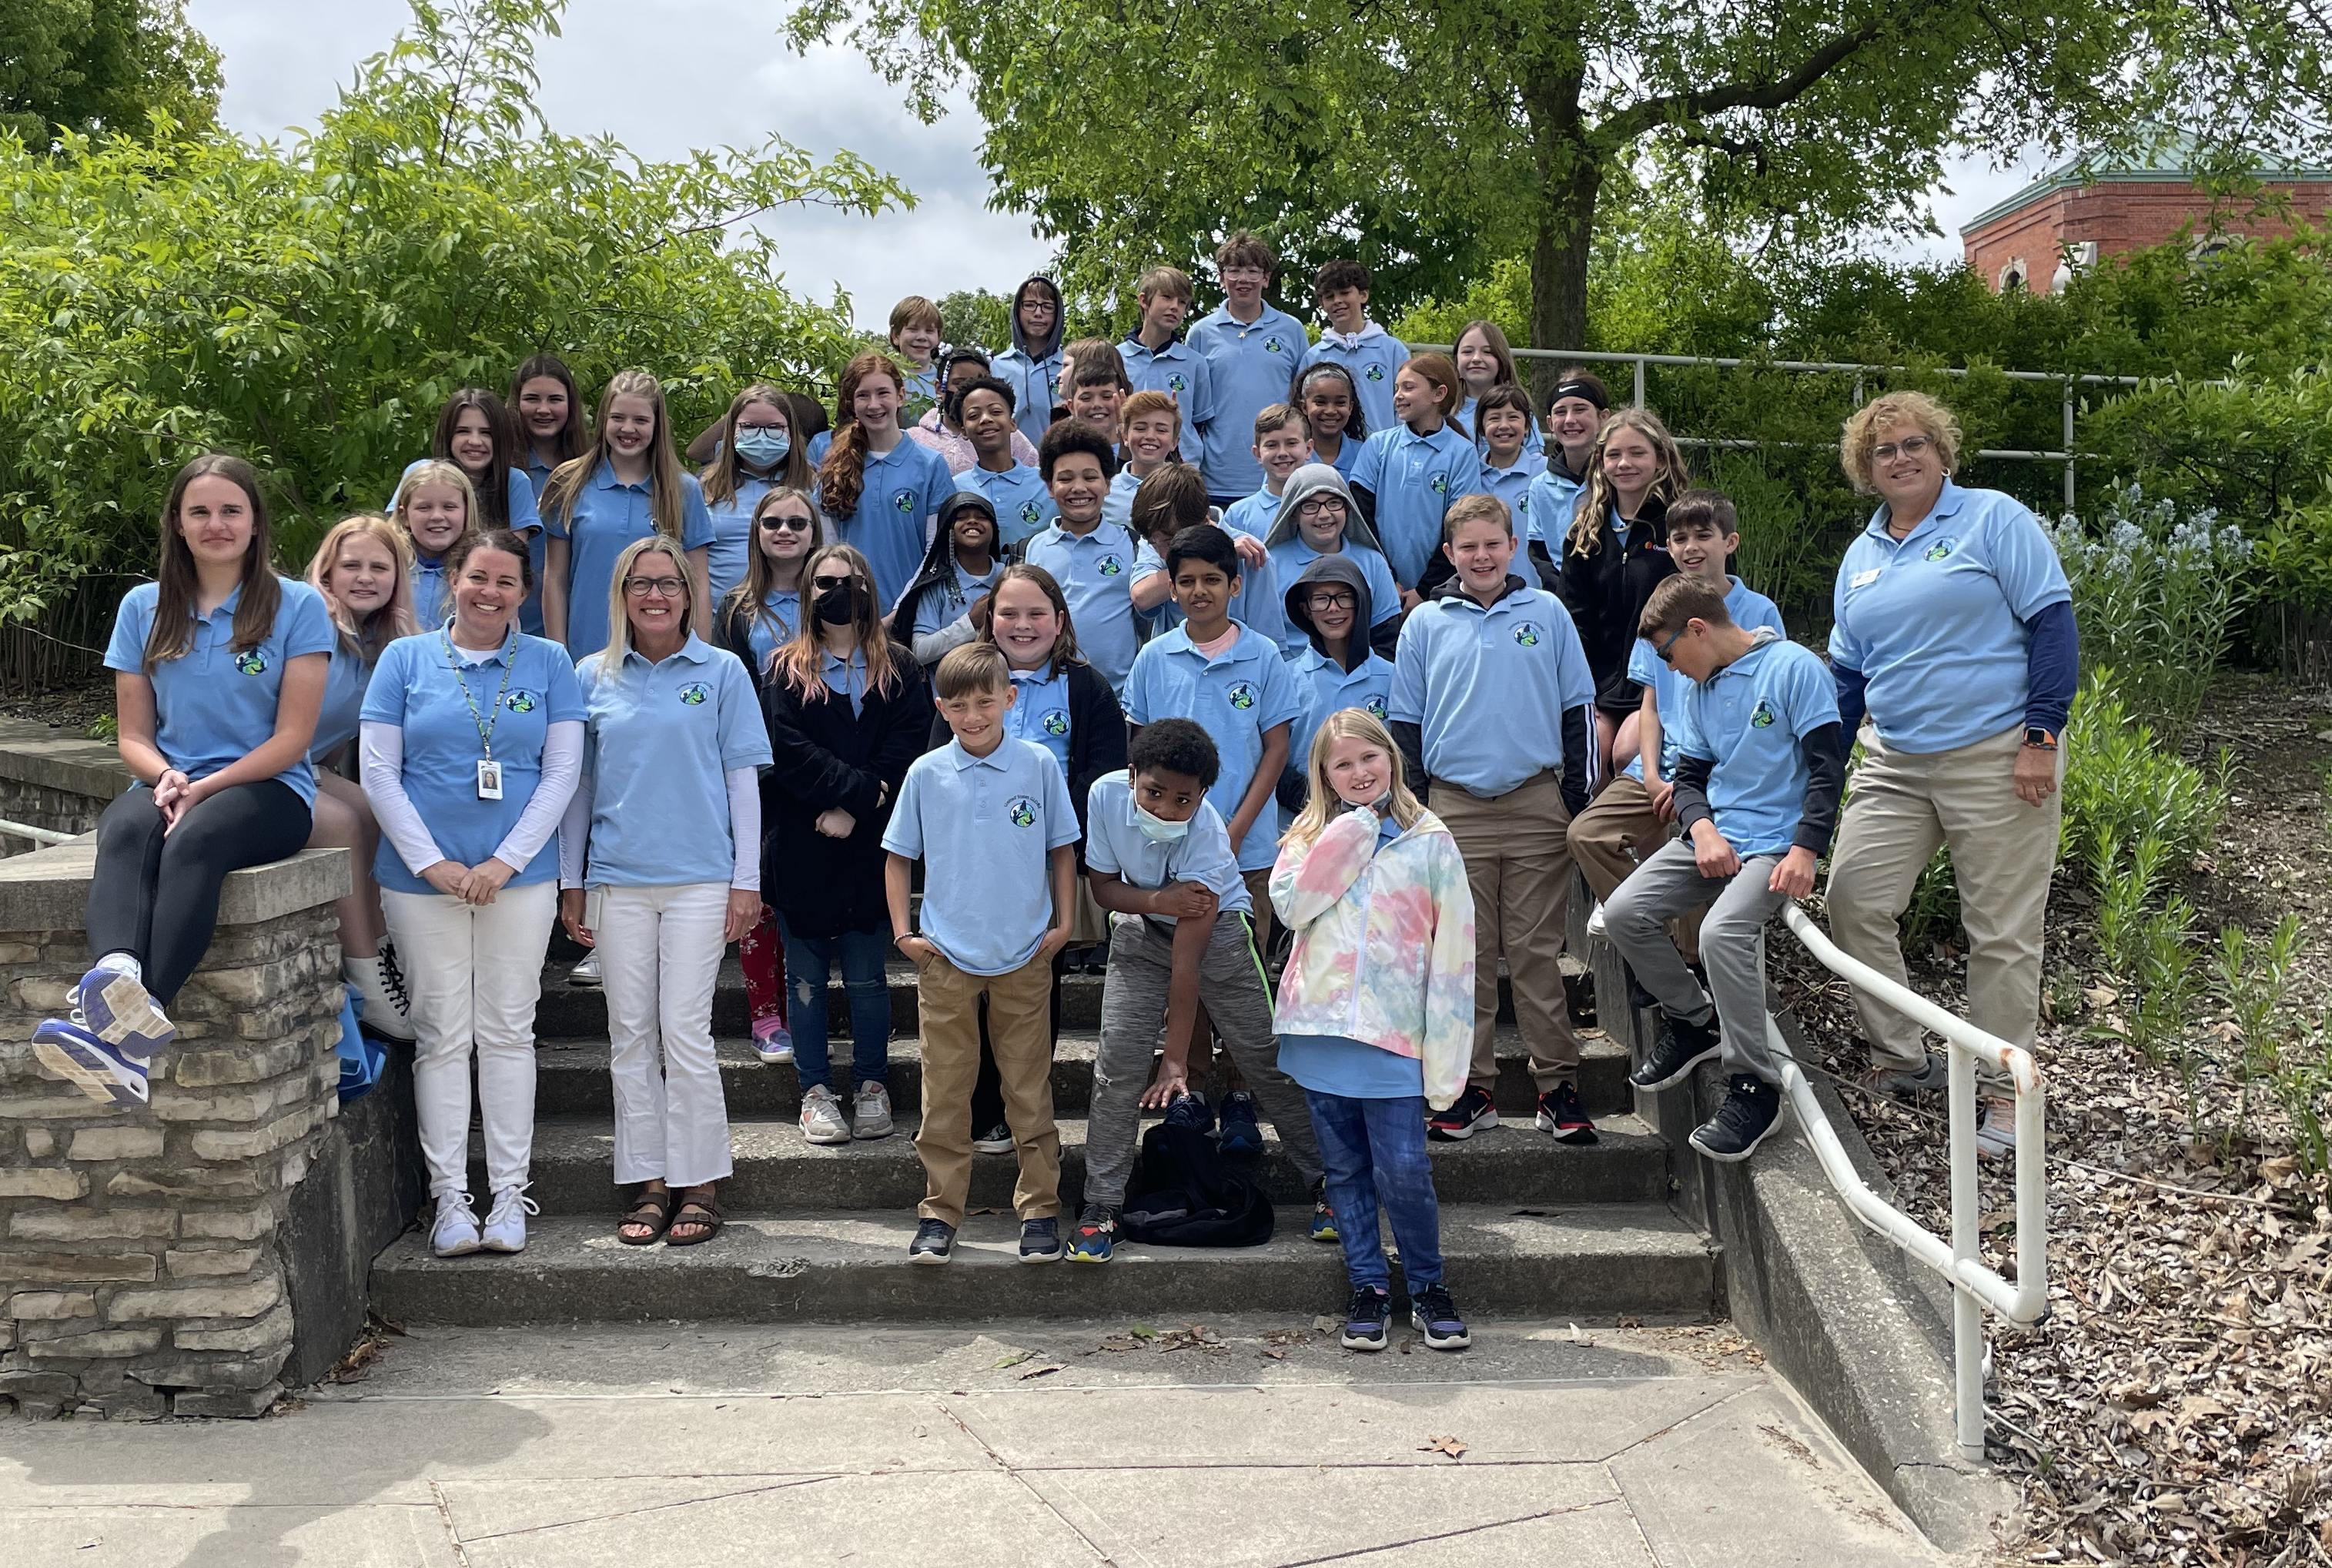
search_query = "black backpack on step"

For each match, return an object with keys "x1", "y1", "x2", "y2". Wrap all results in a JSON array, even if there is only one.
[{"x1": 1119, "y1": 1120, "x2": 1275, "y2": 1247}]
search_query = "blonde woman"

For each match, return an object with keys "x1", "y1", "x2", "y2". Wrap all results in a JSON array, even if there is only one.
[
  {"x1": 305, "y1": 514, "x2": 420, "y2": 1038},
  {"x1": 557, "y1": 537, "x2": 771, "y2": 1245},
  {"x1": 392, "y1": 460, "x2": 481, "y2": 632},
  {"x1": 1562, "y1": 406, "x2": 1689, "y2": 773}
]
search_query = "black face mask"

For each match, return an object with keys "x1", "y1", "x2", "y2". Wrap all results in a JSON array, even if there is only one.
[{"x1": 814, "y1": 582, "x2": 861, "y2": 627}]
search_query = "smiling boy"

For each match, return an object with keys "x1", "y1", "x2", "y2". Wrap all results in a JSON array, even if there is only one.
[
  {"x1": 1022, "y1": 423, "x2": 1141, "y2": 693},
  {"x1": 1118, "y1": 266, "x2": 1215, "y2": 450},
  {"x1": 1297, "y1": 259, "x2": 1410, "y2": 436},
  {"x1": 952, "y1": 376, "x2": 1056, "y2": 547},
  {"x1": 1221, "y1": 403, "x2": 1314, "y2": 543},
  {"x1": 1189, "y1": 235, "x2": 1310, "y2": 506},
  {"x1": 1103, "y1": 392, "x2": 1185, "y2": 532}
]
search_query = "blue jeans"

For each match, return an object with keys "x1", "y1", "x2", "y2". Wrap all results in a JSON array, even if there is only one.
[
  {"x1": 781, "y1": 921, "x2": 891, "y2": 1091},
  {"x1": 1306, "y1": 1090, "x2": 1444, "y2": 1292}
]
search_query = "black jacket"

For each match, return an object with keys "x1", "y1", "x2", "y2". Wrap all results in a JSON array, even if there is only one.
[
  {"x1": 1559, "y1": 491, "x2": 1676, "y2": 716},
  {"x1": 925, "y1": 659, "x2": 1126, "y2": 854},
  {"x1": 761, "y1": 653, "x2": 930, "y2": 938}
]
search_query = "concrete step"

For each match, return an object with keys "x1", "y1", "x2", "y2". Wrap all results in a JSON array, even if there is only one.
[
  {"x1": 370, "y1": 1202, "x2": 1720, "y2": 1323},
  {"x1": 528, "y1": 1030, "x2": 1640, "y2": 1122}
]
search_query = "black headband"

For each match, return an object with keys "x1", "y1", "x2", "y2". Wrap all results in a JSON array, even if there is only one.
[{"x1": 1551, "y1": 379, "x2": 1608, "y2": 410}]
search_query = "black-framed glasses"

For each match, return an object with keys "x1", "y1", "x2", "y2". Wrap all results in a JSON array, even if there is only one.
[
  {"x1": 1307, "y1": 590, "x2": 1358, "y2": 612},
  {"x1": 623, "y1": 575, "x2": 686, "y2": 599},
  {"x1": 811, "y1": 574, "x2": 857, "y2": 592},
  {"x1": 1871, "y1": 434, "x2": 1933, "y2": 463},
  {"x1": 1296, "y1": 497, "x2": 1348, "y2": 518},
  {"x1": 759, "y1": 513, "x2": 812, "y2": 533},
  {"x1": 1655, "y1": 627, "x2": 1688, "y2": 666}
]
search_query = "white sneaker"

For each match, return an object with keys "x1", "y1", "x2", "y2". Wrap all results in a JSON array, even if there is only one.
[
  {"x1": 479, "y1": 1188, "x2": 537, "y2": 1253},
  {"x1": 1586, "y1": 901, "x2": 1608, "y2": 938},
  {"x1": 343, "y1": 955, "x2": 417, "y2": 1042},
  {"x1": 432, "y1": 1194, "x2": 482, "y2": 1258},
  {"x1": 801, "y1": 1084, "x2": 851, "y2": 1145},
  {"x1": 570, "y1": 953, "x2": 602, "y2": 987},
  {"x1": 852, "y1": 1081, "x2": 894, "y2": 1139}
]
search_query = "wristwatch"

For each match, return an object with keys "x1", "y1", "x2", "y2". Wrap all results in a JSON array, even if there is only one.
[{"x1": 2022, "y1": 727, "x2": 2057, "y2": 751}]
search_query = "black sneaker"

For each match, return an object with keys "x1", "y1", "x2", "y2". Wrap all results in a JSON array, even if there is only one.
[
  {"x1": 1216, "y1": 1090, "x2": 1263, "y2": 1156},
  {"x1": 1426, "y1": 1085, "x2": 1498, "y2": 1142},
  {"x1": 1534, "y1": 1081, "x2": 1598, "y2": 1145},
  {"x1": 1564, "y1": 968, "x2": 1597, "y2": 1027},
  {"x1": 1632, "y1": 1012, "x2": 1721, "y2": 1092},
  {"x1": 1084, "y1": 937, "x2": 1110, "y2": 973},
  {"x1": 1163, "y1": 1090, "x2": 1213, "y2": 1132},
  {"x1": 1690, "y1": 1075, "x2": 1782, "y2": 1162},
  {"x1": 1340, "y1": 1285, "x2": 1392, "y2": 1351},
  {"x1": 1410, "y1": 1283, "x2": 1471, "y2": 1350},
  {"x1": 972, "y1": 1122, "x2": 1014, "y2": 1154},
  {"x1": 908, "y1": 1218, "x2": 956, "y2": 1264},
  {"x1": 1019, "y1": 1216, "x2": 1062, "y2": 1263}
]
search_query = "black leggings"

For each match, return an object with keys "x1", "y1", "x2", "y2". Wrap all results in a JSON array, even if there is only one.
[{"x1": 88, "y1": 779, "x2": 313, "y2": 1005}]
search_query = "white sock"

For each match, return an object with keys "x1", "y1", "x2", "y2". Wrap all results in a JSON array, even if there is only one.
[{"x1": 94, "y1": 951, "x2": 142, "y2": 985}]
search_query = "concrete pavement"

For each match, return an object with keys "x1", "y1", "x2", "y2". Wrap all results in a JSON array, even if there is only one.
[{"x1": 0, "y1": 1316, "x2": 1976, "y2": 1566}]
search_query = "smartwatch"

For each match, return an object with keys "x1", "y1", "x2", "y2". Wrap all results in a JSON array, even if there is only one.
[{"x1": 2022, "y1": 727, "x2": 2057, "y2": 751}]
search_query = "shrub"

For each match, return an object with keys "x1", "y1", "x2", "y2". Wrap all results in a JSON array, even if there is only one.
[{"x1": 2059, "y1": 670, "x2": 2233, "y2": 882}]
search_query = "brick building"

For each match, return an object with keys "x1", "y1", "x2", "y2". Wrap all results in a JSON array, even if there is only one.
[{"x1": 1961, "y1": 141, "x2": 2332, "y2": 293}]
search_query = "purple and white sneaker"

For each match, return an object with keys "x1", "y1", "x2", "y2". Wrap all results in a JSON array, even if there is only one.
[
  {"x1": 72, "y1": 958, "x2": 176, "y2": 1056},
  {"x1": 32, "y1": 1015, "x2": 151, "y2": 1108}
]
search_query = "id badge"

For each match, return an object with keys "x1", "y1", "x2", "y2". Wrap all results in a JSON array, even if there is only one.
[{"x1": 477, "y1": 759, "x2": 504, "y2": 801}]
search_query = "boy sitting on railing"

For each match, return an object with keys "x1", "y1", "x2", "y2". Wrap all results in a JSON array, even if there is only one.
[{"x1": 1601, "y1": 574, "x2": 1845, "y2": 1162}]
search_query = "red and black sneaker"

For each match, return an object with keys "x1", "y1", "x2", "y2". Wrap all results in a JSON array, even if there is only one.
[
  {"x1": 1427, "y1": 1085, "x2": 1500, "y2": 1142},
  {"x1": 1535, "y1": 1081, "x2": 1599, "y2": 1145}
]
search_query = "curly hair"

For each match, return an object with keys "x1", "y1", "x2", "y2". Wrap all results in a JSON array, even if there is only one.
[{"x1": 1839, "y1": 391, "x2": 1962, "y2": 495}]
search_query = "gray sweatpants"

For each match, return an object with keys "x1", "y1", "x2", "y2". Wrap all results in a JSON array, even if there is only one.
[
  {"x1": 1086, "y1": 909, "x2": 1322, "y2": 1209},
  {"x1": 1601, "y1": 837, "x2": 1788, "y2": 1085}
]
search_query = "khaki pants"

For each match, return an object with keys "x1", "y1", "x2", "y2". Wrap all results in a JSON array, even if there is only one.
[
  {"x1": 1432, "y1": 771, "x2": 1581, "y2": 1092},
  {"x1": 914, "y1": 949, "x2": 1061, "y2": 1225},
  {"x1": 1567, "y1": 774, "x2": 1703, "y2": 963},
  {"x1": 1825, "y1": 725, "x2": 2063, "y2": 1071}
]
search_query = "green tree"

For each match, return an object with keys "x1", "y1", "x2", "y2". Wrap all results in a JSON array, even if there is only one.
[
  {"x1": 937, "y1": 287, "x2": 1012, "y2": 353},
  {"x1": 785, "y1": 0, "x2": 2148, "y2": 384},
  {"x1": 0, "y1": 0, "x2": 221, "y2": 145}
]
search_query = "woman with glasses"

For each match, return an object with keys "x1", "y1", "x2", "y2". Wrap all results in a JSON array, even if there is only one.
[
  {"x1": 1823, "y1": 392, "x2": 2076, "y2": 1155},
  {"x1": 559, "y1": 536, "x2": 771, "y2": 1247}
]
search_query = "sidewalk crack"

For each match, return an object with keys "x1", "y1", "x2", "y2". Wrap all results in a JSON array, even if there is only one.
[{"x1": 939, "y1": 1395, "x2": 1123, "y2": 1566}]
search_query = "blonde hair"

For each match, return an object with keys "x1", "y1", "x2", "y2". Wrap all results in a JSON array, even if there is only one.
[
  {"x1": 1136, "y1": 265, "x2": 1196, "y2": 304},
  {"x1": 392, "y1": 460, "x2": 481, "y2": 555},
  {"x1": 592, "y1": 535, "x2": 696, "y2": 674},
  {"x1": 1840, "y1": 391, "x2": 1962, "y2": 494},
  {"x1": 306, "y1": 513, "x2": 419, "y2": 658},
  {"x1": 1283, "y1": 708, "x2": 1425, "y2": 850},
  {"x1": 542, "y1": 369, "x2": 690, "y2": 541},
  {"x1": 1571, "y1": 407, "x2": 1688, "y2": 557}
]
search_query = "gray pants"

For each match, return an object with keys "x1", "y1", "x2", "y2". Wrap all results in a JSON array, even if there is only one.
[
  {"x1": 1086, "y1": 910, "x2": 1322, "y2": 1209},
  {"x1": 1602, "y1": 837, "x2": 1788, "y2": 1085}
]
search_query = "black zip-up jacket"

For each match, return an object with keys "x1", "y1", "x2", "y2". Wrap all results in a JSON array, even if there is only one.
[
  {"x1": 1559, "y1": 492, "x2": 1677, "y2": 717},
  {"x1": 761, "y1": 654, "x2": 930, "y2": 939}
]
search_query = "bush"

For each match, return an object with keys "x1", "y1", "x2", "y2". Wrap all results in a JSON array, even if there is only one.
[
  {"x1": 2079, "y1": 369, "x2": 2332, "y2": 525},
  {"x1": 2059, "y1": 670, "x2": 2233, "y2": 885}
]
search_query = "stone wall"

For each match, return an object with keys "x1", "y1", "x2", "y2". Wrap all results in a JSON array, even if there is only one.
[
  {"x1": 0, "y1": 842, "x2": 369, "y2": 1419},
  {"x1": 0, "y1": 717, "x2": 129, "y2": 859}
]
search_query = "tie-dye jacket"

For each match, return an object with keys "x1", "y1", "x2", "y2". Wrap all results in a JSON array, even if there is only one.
[{"x1": 1268, "y1": 804, "x2": 1475, "y2": 1110}]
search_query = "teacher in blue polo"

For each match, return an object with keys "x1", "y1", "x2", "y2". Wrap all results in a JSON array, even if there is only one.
[{"x1": 1823, "y1": 391, "x2": 2076, "y2": 1152}]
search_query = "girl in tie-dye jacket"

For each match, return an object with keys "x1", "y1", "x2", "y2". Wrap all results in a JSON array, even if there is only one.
[{"x1": 1270, "y1": 707, "x2": 1475, "y2": 1349}]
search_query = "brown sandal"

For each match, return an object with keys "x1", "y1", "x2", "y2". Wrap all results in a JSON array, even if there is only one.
[
  {"x1": 618, "y1": 1186, "x2": 675, "y2": 1245},
  {"x1": 664, "y1": 1189, "x2": 724, "y2": 1247}
]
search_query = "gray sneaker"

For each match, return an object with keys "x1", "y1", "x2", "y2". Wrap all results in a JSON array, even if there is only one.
[
  {"x1": 851, "y1": 1081, "x2": 894, "y2": 1139},
  {"x1": 801, "y1": 1084, "x2": 851, "y2": 1145},
  {"x1": 1872, "y1": 1051, "x2": 1947, "y2": 1094}
]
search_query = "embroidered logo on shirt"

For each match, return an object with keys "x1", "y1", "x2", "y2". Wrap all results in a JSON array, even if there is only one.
[
  {"x1": 1020, "y1": 501, "x2": 1042, "y2": 526},
  {"x1": 234, "y1": 650, "x2": 268, "y2": 676},
  {"x1": 1751, "y1": 699, "x2": 1778, "y2": 729},
  {"x1": 505, "y1": 690, "x2": 538, "y2": 714},
  {"x1": 678, "y1": 682, "x2": 710, "y2": 706},
  {"x1": 1167, "y1": 374, "x2": 1188, "y2": 394},
  {"x1": 1513, "y1": 623, "x2": 1542, "y2": 647},
  {"x1": 892, "y1": 488, "x2": 916, "y2": 515},
  {"x1": 1366, "y1": 695, "x2": 1388, "y2": 719},
  {"x1": 1007, "y1": 795, "x2": 1039, "y2": 828},
  {"x1": 1365, "y1": 365, "x2": 1386, "y2": 382},
  {"x1": 1097, "y1": 554, "x2": 1125, "y2": 577},
  {"x1": 1226, "y1": 681, "x2": 1258, "y2": 710},
  {"x1": 1042, "y1": 710, "x2": 1069, "y2": 737},
  {"x1": 1923, "y1": 538, "x2": 1956, "y2": 562},
  {"x1": 1430, "y1": 473, "x2": 1448, "y2": 496},
  {"x1": 1263, "y1": 336, "x2": 1288, "y2": 355}
]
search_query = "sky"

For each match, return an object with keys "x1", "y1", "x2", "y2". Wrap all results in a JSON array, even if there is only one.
[{"x1": 186, "y1": 0, "x2": 2056, "y2": 333}]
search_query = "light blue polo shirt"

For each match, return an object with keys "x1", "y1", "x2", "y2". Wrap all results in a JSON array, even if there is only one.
[
  {"x1": 1679, "y1": 634, "x2": 1840, "y2": 858},
  {"x1": 704, "y1": 474, "x2": 775, "y2": 607},
  {"x1": 1221, "y1": 488, "x2": 1283, "y2": 540},
  {"x1": 1082, "y1": 770, "x2": 1250, "y2": 921},
  {"x1": 1188, "y1": 303, "x2": 1309, "y2": 496},
  {"x1": 1006, "y1": 666, "x2": 1074, "y2": 774},
  {"x1": 1481, "y1": 451, "x2": 1547, "y2": 543},
  {"x1": 360, "y1": 630, "x2": 585, "y2": 891},
  {"x1": 742, "y1": 587, "x2": 802, "y2": 681},
  {"x1": 311, "y1": 639, "x2": 371, "y2": 765},
  {"x1": 1022, "y1": 519, "x2": 1140, "y2": 693},
  {"x1": 574, "y1": 635, "x2": 771, "y2": 887},
  {"x1": 1133, "y1": 533, "x2": 1290, "y2": 649},
  {"x1": 821, "y1": 646, "x2": 870, "y2": 717},
  {"x1": 1300, "y1": 330, "x2": 1409, "y2": 436},
  {"x1": 1100, "y1": 466, "x2": 1147, "y2": 533},
  {"x1": 884, "y1": 736, "x2": 1080, "y2": 975},
  {"x1": 912, "y1": 562, "x2": 1001, "y2": 641},
  {"x1": 1123, "y1": 624, "x2": 1305, "y2": 871},
  {"x1": 1268, "y1": 537, "x2": 1404, "y2": 658},
  {"x1": 1287, "y1": 648, "x2": 1395, "y2": 792},
  {"x1": 1118, "y1": 336, "x2": 1216, "y2": 437},
  {"x1": 412, "y1": 553, "x2": 454, "y2": 632},
  {"x1": 1828, "y1": 480, "x2": 2070, "y2": 756},
  {"x1": 105, "y1": 578, "x2": 338, "y2": 807},
  {"x1": 1624, "y1": 577, "x2": 1785, "y2": 784},
  {"x1": 991, "y1": 346, "x2": 1063, "y2": 449},
  {"x1": 396, "y1": 461, "x2": 544, "y2": 634},
  {"x1": 1456, "y1": 396, "x2": 1545, "y2": 456},
  {"x1": 1524, "y1": 462, "x2": 1587, "y2": 552},
  {"x1": 1390, "y1": 585, "x2": 1594, "y2": 798},
  {"x1": 1321, "y1": 438, "x2": 1364, "y2": 483},
  {"x1": 1350, "y1": 423, "x2": 1487, "y2": 587},
  {"x1": 823, "y1": 439, "x2": 954, "y2": 613},
  {"x1": 545, "y1": 462, "x2": 718, "y2": 660},
  {"x1": 958, "y1": 463, "x2": 1056, "y2": 547}
]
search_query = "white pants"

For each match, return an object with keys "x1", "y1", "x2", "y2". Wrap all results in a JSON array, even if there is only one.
[
  {"x1": 383, "y1": 881, "x2": 558, "y2": 1199},
  {"x1": 599, "y1": 881, "x2": 734, "y2": 1188}
]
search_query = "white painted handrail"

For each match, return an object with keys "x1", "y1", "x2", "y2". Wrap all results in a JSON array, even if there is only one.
[
  {"x1": 1770, "y1": 901, "x2": 2049, "y2": 1463},
  {"x1": 0, "y1": 817, "x2": 76, "y2": 846}
]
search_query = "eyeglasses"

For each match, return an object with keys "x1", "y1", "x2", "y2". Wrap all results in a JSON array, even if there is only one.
[
  {"x1": 1307, "y1": 590, "x2": 1357, "y2": 612},
  {"x1": 811, "y1": 574, "x2": 857, "y2": 592},
  {"x1": 759, "y1": 513, "x2": 813, "y2": 533},
  {"x1": 623, "y1": 575, "x2": 687, "y2": 599},
  {"x1": 1295, "y1": 497, "x2": 1348, "y2": 518},
  {"x1": 1871, "y1": 434, "x2": 1934, "y2": 463},
  {"x1": 1220, "y1": 266, "x2": 1268, "y2": 282},
  {"x1": 1654, "y1": 626, "x2": 1688, "y2": 666}
]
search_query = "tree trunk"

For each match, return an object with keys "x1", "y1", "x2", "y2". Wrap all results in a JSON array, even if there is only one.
[{"x1": 1520, "y1": 65, "x2": 1601, "y2": 404}]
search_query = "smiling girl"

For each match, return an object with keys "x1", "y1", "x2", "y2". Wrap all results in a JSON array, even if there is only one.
[
  {"x1": 393, "y1": 460, "x2": 479, "y2": 631},
  {"x1": 815, "y1": 352, "x2": 955, "y2": 614},
  {"x1": 1451, "y1": 321, "x2": 1544, "y2": 459},
  {"x1": 1290, "y1": 362, "x2": 1368, "y2": 480},
  {"x1": 1564, "y1": 407, "x2": 1688, "y2": 774},
  {"x1": 701, "y1": 383, "x2": 814, "y2": 605},
  {"x1": 1349, "y1": 353, "x2": 1487, "y2": 595}
]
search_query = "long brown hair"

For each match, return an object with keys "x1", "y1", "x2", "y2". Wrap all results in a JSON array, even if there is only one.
[
  {"x1": 142, "y1": 453, "x2": 282, "y2": 673},
  {"x1": 771, "y1": 543, "x2": 906, "y2": 702},
  {"x1": 975, "y1": 563, "x2": 1086, "y2": 682},
  {"x1": 1572, "y1": 406, "x2": 1689, "y2": 557},
  {"x1": 702, "y1": 383, "x2": 813, "y2": 508},
  {"x1": 1454, "y1": 319, "x2": 1522, "y2": 395},
  {"x1": 815, "y1": 352, "x2": 907, "y2": 520},
  {"x1": 510, "y1": 353, "x2": 587, "y2": 468},
  {"x1": 431, "y1": 389, "x2": 520, "y2": 527},
  {"x1": 541, "y1": 369, "x2": 690, "y2": 540},
  {"x1": 721, "y1": 487, "x2": 824, "y2": 665},
  {"x1": 306, "y1": 514, "x2": 418, "y2": 660}
]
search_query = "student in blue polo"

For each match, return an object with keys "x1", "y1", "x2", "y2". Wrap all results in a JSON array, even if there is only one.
[
  {"x1": 992, "y1": 275, "x2": 1066, "y2": 448},
  {"x1": 951, "y1": 376, "x2": 1056, "y2": 547},
  {"x1": 35, "y1": 455, "x2": 337, "y2": 1112},
  {"x1": 1022, "y1": 422, "x2": 1141, "y2": 693},
  {"x1": 359, "y1": 528, "x2": 585, "y2": 1259},
  {"x1": 557, "y1": 535, "x2": 771, "y2": 1249},
  {"x1": 1118, "y1": 265, "x2": 1215, "y2": 446},
  {"x1": 1608, "y1": 573, "x2": 1843, "y2": 1163},
  {"x1": 396, "y1": 389, "x2": 544, "y2": 634},
  {"x1": 1189, "y1": 233, "x2": 1310, "y2": 506},
  {"x1": 815, "y1": 350, "x2": 955, "y2": 612},
  {"x1": 1474, "y1": 385, "x2": 1547, "y2": 542},
  {"x1": 1299, "y1": 259, "x2": 1410, "y2": 436},
  {"x1": 1275, "y1": 553, "x2": 1397, "y2": 821},
  {"x1": 700, "y1": 383, "x2": 815, "y2": 605},
  {"x1": 1220, "y1": 403, "x2": 1316, "y2": 542},
  {"x1": 1263, "y1": 464, "x2": 1404, "y2": 660},
  {"x1": 1122, "y1": 525, "x2": 1303, "y2": 1151},
  {"x1": 1521, "y1": 369, "x2": 1611, "y2": 586},
  {"x1": 1390, "y1": 493, "x2": 1598, "y2": 1148},
  {"x1": 1350, "y1": 353, "x2": 1486, "y2": 595}
]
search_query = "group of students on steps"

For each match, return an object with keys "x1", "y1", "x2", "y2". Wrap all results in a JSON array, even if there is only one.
[{"x1": 33, "y1": 230, "x2": 2076, "y2": 1354}]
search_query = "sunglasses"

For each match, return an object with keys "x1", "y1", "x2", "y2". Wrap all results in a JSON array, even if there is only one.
[
  {"x1": 759, "y1": 513, "x2": 813, "y2": 533},
  {"x1": 811, "y1": 574, "x2": 858, "y2": 592},
  {"x1": 1654, "y1": 626, "x2": 1689, "y2": 666}
]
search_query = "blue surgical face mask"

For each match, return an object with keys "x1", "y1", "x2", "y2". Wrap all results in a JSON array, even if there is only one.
[
  {"x1": 734, "y1": 427, "x2": 791, "y2": 469},
  {"x1": 1133, "y1": 802, "x2": 1191, "y2": 844}
]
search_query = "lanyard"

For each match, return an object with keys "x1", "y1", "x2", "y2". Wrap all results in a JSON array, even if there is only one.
[{"x1": 441, "y1": 627, "x2": 518, "y2": 762}]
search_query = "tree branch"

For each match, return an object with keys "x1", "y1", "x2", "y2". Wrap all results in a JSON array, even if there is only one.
[{"x1": 1601, "y1": 6, "x2": 1909, "y2": 145}]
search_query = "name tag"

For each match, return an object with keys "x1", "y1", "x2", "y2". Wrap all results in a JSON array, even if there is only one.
[
  {"x1": 1850, "y1": 568, "x2": 1882, "y2": 590},
  {"x1": 477, "y1": 760, "x2": 504, "y2": 801}
]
